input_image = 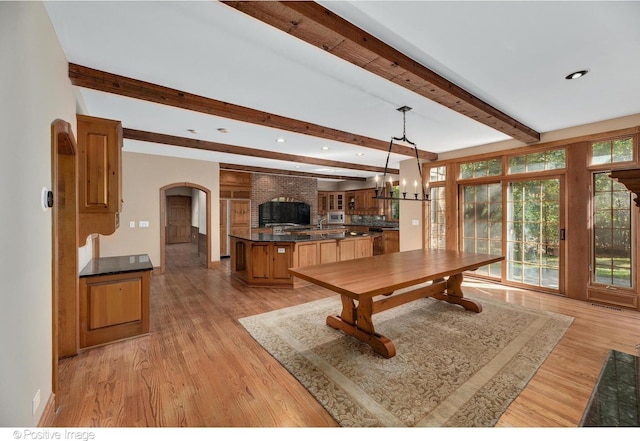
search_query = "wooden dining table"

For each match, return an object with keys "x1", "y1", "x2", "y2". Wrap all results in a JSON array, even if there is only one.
[{"x1": 289, "y1": 248, "x2": 505, "y2": 358}]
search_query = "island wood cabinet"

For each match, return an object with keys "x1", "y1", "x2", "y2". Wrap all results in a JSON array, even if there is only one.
[
  {"x1": 248, "y1": 242, "x2": 293, "y2": 282},
  {"x1": 231, "y1": 235, "x2": 373, "y2": 287},
  {"x1": 77, "y1": 114, "x2": 123, "y2": 245}
]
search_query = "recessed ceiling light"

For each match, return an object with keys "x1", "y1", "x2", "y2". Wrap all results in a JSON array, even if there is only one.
[
  {"x1": 321, "y1": 146, "x2": 330, "y2": 150},
  {"x1": 217, "y1": 128, "x2": 229, "y2": 134},
  {"x1": 565, "y1": 69, "x2": 589, "y2": 80},
  {"x1": 356, "y1": 152, "x2": 364, "y2": 156},
  {"x1": 276, "y1": 138, "x2": 286, "y2": 143},
  {"x1": 187, "y1": 129, "x2": 199, "y2": 134}
]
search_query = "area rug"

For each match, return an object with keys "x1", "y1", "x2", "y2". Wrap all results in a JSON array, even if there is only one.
[{"x1": 239, "y1": 294, "x2": 573, "y2": 427}]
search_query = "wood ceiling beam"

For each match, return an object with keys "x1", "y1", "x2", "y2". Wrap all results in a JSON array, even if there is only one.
[
  {"x1": 69, "y1": 63, "x2": 437, "y2": 160},
  {"x1": 220, "y1": 163, "x2": 366, "y2": 181},
  {"x1": 222, "y1": 1, "x2": 541, "y2": 145},
  {"x1": 123, "y1": 128, "x2": 397, "y2": 176}
]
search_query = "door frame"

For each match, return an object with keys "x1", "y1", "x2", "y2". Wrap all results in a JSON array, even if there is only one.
[
  {"x1": 159, "y1": 183, "x2": 212, "y2": 273},
  {"x1": 51, "y1": 119, "x2": 78, "y2": 409}
]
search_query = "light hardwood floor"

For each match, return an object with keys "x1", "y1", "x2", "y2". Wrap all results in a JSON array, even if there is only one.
[{"x1": 52, "y1": 243, "x2": 640, "y2": 427}]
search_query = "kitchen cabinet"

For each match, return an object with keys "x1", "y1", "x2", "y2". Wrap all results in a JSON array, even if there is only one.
[
  {"x1": 318, "y1": 192, "x2": 328, "y2": 214},
  {"x1": 319, "y1": 191, "x2": 344, "y2": 214},
  {"x1": 78, "y1": 254, "x2": 153, "y2": 348},
  {"x1": 77, "y1": 114, "x2": 123, "y2": 245},
  {"x1": 328, "y1": 192, "x2": 344, "y2": 211},
  {"x1": 364, "y1": 188, "x2": 381, "y2": 214},
  {"x1": 220, "y1": 170, "x2": 251, "y2": 199},
  {"x1": 383, "y1": 230, "x2": 400, "y2": 254},
  {"x1": 345, "y1": 188, "x2": 381, "y2": 215},
  {"x1": 238, "y1": 241, "x2": 293, "y2": 285},
  {"x1": 221, "y1": 199, "x2": 250, "y2": 257},
  {"x1": 230, "y1": 234, "x2": 372, "y2": 287}
]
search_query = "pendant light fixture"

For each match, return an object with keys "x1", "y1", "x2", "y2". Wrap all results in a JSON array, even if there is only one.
[{"x1": 373, "y1": 106, "x2": 429, "y2": 201}]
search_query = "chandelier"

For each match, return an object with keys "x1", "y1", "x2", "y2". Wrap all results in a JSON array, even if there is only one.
[{"x1": 373, "y1": 106, "x2": 429, "y2": 201}]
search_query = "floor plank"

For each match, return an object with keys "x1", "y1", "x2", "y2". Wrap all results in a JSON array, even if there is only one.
[{"x1": 52, "y1": 243, "x2": 640, "y2": 427}]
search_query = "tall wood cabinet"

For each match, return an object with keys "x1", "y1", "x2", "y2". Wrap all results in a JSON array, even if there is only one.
[
  {"x1": 77, "y1": 115, "x2": 123, "y2": 245},
  {"x1": 220, "y1": 170, "x2": 252, "y2": 257}
]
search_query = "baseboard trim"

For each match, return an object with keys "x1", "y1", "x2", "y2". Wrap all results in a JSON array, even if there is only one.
[{"x1": 38, "y1": 392, "x2": 56, "y2": 427}]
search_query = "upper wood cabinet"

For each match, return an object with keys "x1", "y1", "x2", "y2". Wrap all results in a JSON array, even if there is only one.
[
  {"x1": 345, "y1": 188, "x2": 381, "y2": 215},
  {"x1": 220, "y1": 170, "x2": 251, "y2": 199},
  {"x1": 318, "y1": 192, "x2": 328, "y2": 215},
  {"x1": 318, "y1": 191, "x2": 343, "y2": 214},
  {"x1": 77, "y1": 115, "x2": 123, "y2": 245}
]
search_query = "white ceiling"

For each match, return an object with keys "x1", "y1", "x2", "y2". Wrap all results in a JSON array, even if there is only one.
[{"x1": 43, "y1": 1, "x2": 640, "y2": 181}]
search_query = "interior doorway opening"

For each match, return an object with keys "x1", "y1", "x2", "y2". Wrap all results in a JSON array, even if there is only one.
[{"x1": 159, "y1": 183, "x2": 212, "y2": 273}]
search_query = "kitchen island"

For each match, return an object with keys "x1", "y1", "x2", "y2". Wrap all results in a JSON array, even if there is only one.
[{"x1": 230, "y1": 231, "x2": 373, "y2": 287}]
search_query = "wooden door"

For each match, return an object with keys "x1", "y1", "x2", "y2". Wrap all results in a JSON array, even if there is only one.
[{"x1": 167, "y1": 195, "x2": 191, "y2": 244}]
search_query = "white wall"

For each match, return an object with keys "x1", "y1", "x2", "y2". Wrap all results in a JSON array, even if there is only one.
[
  {"x1": 99, "y1": 152, "x2": 220, "y2": 266},
  {"x1": 0, "y1": 1, "x2": 77, "y2": 425}
]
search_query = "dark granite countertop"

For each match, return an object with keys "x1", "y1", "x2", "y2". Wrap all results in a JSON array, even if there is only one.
[
  {"x1": 79, "y1": 254, "x2": 154, "y2": 278},
  {"x1": 345, "y1": 223, "x2": 399, "y2": 231},
  {"x1": 230, "y1": 232, "x2": 373, "y2": 243},
  {"x1": 580, "y1": 349, "x2": 640, "y2": 426}
]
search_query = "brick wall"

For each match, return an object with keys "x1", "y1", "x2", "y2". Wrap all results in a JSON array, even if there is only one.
[{"x1": 251, "y1": 174, "x2": 318, "y2": 227}]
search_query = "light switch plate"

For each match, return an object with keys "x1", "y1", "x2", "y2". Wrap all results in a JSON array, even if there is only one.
[
  {"x1": 129, "y1": 221, "x2": 135, "y2": 228},
  {"x1": 139, "y1": 221, "x2": 149, "y2": 228},
  {"x1": 412, "y1": 219, "x2": 419, "y2": 226}
]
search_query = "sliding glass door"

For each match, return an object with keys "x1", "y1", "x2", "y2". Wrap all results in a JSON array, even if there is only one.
[
  {"x1": 506, "y1": 179, "x2": 561, "y2": 290},
  {"x1": 461, "y1": 178, "x2": 563, "y2": 291}
]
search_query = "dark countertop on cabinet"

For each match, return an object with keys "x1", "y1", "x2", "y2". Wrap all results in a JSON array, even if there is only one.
[
  {"x1": 345, "y1": 223, "x2": 399, "y2": 231},
  {"x1": 79, "y1": 254, "x2": 154, "y2": 278}
]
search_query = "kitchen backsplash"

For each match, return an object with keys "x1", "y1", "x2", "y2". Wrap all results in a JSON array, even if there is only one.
[{"x1": 349, "y1": 215, "x2": 398, "y2": 227}]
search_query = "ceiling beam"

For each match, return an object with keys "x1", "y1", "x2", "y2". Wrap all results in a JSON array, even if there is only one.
[
  {"x1": 69, "y1": 63, "x2": 437, "y2": 160},
  {"x1": 220, "y1": 163, "x2": 366, "y2": 181},
  {"x1": 222, "y1": 1, "x2": 541, "y2": 145},
  {"x1": 123, "y1": 128, "x2": 398, "y2": 175}
]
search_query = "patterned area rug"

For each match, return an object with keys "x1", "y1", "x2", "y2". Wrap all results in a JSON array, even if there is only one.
[{"x1": 240, "y1": 294, "x2": 573, "y2": 427}]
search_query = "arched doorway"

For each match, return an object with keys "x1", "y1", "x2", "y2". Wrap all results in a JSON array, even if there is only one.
[{"x1": 159, "y1": 183, "x2": 212, "y2": 273}]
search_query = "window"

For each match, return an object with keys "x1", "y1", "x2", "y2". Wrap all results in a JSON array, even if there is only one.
[
  {"x1": 592, "y1": 172, "x2": 633, "y2": 288},
  {"x1": 591, "y1": 137, "x2": 633, "y2": 165},
  {"x1": 429, "y1": 166, "x2": 446, "y2": 182},
  {"x1": 429, "y1": 186, "x2": 446, "y2": 249},
  {"x1": 508, "y1": 149, "x2": 566, "y2": 174},
  {"x1": 460, "y1": 159, "x2": 502, "y2": 179}
]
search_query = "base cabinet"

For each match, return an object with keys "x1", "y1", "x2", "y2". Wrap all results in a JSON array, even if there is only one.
[
  {"x1": 79, "y1": 269, "x2": 151, "y2": 348},
  {"x1": 383, "y1": 230, "x2": 400, "y2": 254}
]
